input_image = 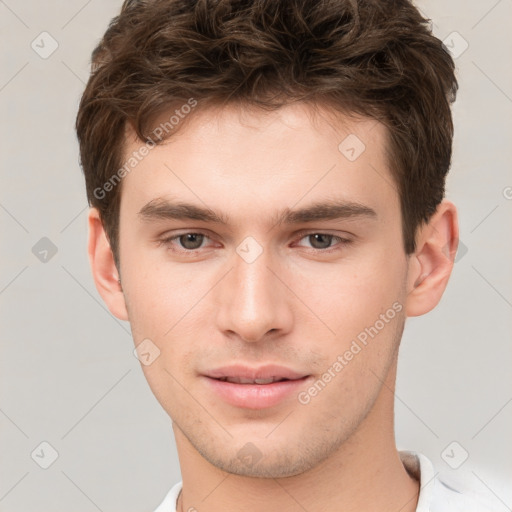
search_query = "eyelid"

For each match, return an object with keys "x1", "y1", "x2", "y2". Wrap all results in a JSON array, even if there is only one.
[
  {"x1": 292, "y1": 228, "x2": 353, "y2": 240},
  {"x1": 292, "y1": 229, "x2": 354, "y2": 251},
  {"x1": 158, "y1": 229, "x2": 354, "y2": 254},
  {"x1": 157, "y1": 231, "x2": 215, "y2": 251}
]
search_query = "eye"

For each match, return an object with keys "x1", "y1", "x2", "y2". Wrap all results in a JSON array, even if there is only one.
[
  {"x1": 295, "y1": 232, "x2": 353, "y2": 252},
  {"x1": 159, "y1": 232, "x2": 212, "y2": 252},
  {"x1": 158, "y1": 230, "x2": 353, "y2": 255}
]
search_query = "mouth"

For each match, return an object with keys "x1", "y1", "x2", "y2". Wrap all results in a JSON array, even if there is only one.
[
  {"x1": 215, "y1": 376, "x2": 299, "y2": 384},
  {"x1": 202, "y1": 365, "x2": 311, "y2": 409}
]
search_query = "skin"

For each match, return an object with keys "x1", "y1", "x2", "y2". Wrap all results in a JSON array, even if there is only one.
[{"x1": 88, "y1": 102, "x2": 458, "y2": 512}]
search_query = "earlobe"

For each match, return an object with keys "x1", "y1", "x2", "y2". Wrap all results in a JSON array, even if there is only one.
[
  {"x1": 405, "y1": 200, "x2": 459, "y2": 317},
  {"x1": 87, "y1": 208, "x2": 129, "y2": 321}
]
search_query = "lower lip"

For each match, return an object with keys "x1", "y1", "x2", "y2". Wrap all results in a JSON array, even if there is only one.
[{"x1": 202, "y1": 376, "x2": 311, "y2": 409}]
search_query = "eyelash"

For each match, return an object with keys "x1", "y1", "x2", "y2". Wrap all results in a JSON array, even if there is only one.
[{"x1": 157, "y1": 230, "x2": 353, "y2": 255}]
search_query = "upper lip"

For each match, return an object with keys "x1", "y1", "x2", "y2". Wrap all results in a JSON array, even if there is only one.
[{"x1": 204, "y1": 364, "x2": 308, "y2": 381}]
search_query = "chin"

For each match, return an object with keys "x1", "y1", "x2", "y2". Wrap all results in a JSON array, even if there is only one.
[{"x1": 191, "y1": 430, "x2": 345, "y2": 479}]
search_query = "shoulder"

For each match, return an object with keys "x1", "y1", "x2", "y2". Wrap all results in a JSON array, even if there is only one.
[
  {"x1": 431, "y1": 471, "x2": 502, "y2": 511},
  {"x1": 152, "y1": 481, "x2": 182, "y2": 512},
  {"x1": 400, "y1": 450, "x2": 502, "y2": 512},
  {"x1": 157, "y1": 454, "x2": 503, "y2": 512}
]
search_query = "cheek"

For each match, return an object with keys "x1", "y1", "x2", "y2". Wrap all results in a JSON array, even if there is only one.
[
  {"x1": 321, "y1": 262, "x2": 404, "y2": 333},
  {"x1": 122, "y1": 252, "x2": 197, "y2": 334},
  {"x1": 305, "y1": 256, "x2": 407, "y2": 375}
]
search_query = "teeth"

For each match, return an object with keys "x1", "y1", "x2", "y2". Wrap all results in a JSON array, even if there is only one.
[
  {"x1": 224, "y1": 377, "x2": 258, "y2": 384},
  {"x1": 221, "y1": 376, "x2": 283, "y2": 384},
  {"x1": 254, "y1": 378, "x2": 275, "y2": 384}
]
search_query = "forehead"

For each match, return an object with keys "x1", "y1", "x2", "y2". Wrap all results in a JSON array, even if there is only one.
[{"x1": 119, "y1": 102, "x2": 398, "y2": 225}]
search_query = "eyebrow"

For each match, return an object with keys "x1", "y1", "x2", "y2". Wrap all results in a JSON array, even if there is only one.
[{"x1": 137, "y1": 197, "x2": 377, "y2": 226}]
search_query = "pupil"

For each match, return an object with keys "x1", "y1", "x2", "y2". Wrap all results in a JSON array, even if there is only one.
[
  {"x1": 310, "y1": 234, "x2": 331, "y2": 249},
  {"x1": 178, "y1": 234, "x2": 332, "y2": 250},
  {"x1": 181, "y1": 233, "x2": 203, "y2": 250}
]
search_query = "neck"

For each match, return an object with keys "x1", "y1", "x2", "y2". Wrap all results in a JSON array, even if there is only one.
[{"x1": 174, "y1": 360, "x2": 419, "y2": 512}]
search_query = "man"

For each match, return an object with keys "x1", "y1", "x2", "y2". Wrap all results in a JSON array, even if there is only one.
[{"x1": 75, "y1": 0, "x2": 492, "y2": 510}]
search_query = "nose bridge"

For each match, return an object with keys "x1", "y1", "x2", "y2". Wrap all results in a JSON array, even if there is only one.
[
  {"x1": 215, "y1": 238, "x2": 291, "y2": 342},
  {"x1": 234, "y1": 245, "x2": 273, "y2": 310}
]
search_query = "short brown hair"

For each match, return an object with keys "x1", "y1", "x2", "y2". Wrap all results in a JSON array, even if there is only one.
[{"x1": 76, "y1": 0, "x2": 458, "y2": 271}]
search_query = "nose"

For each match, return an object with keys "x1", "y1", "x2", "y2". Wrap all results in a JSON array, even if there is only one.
[{"x1": 214, "y1": 243, "x2": 293, "y2": 343}]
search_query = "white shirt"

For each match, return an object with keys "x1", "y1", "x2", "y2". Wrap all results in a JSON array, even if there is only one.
[{"x1": 153, "y1": 450, "x2": 495, "y2": 511}]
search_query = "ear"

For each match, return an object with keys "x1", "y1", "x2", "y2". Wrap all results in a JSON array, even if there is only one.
[
  {"x1": 405, "y1": 200, "x2": 459, "y2": 317},
  {"x1": 87, "y1": 207, "x2": 129, "y2": 321}
]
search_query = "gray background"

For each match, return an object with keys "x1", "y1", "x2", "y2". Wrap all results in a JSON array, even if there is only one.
[{"x1": 1, "y1": 0, "x2": 511, "y2": 510}]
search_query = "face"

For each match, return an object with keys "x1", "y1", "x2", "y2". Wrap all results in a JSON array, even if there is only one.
[{"x1": 116, "y1": 102, "x2": 411, "y2": 477}]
